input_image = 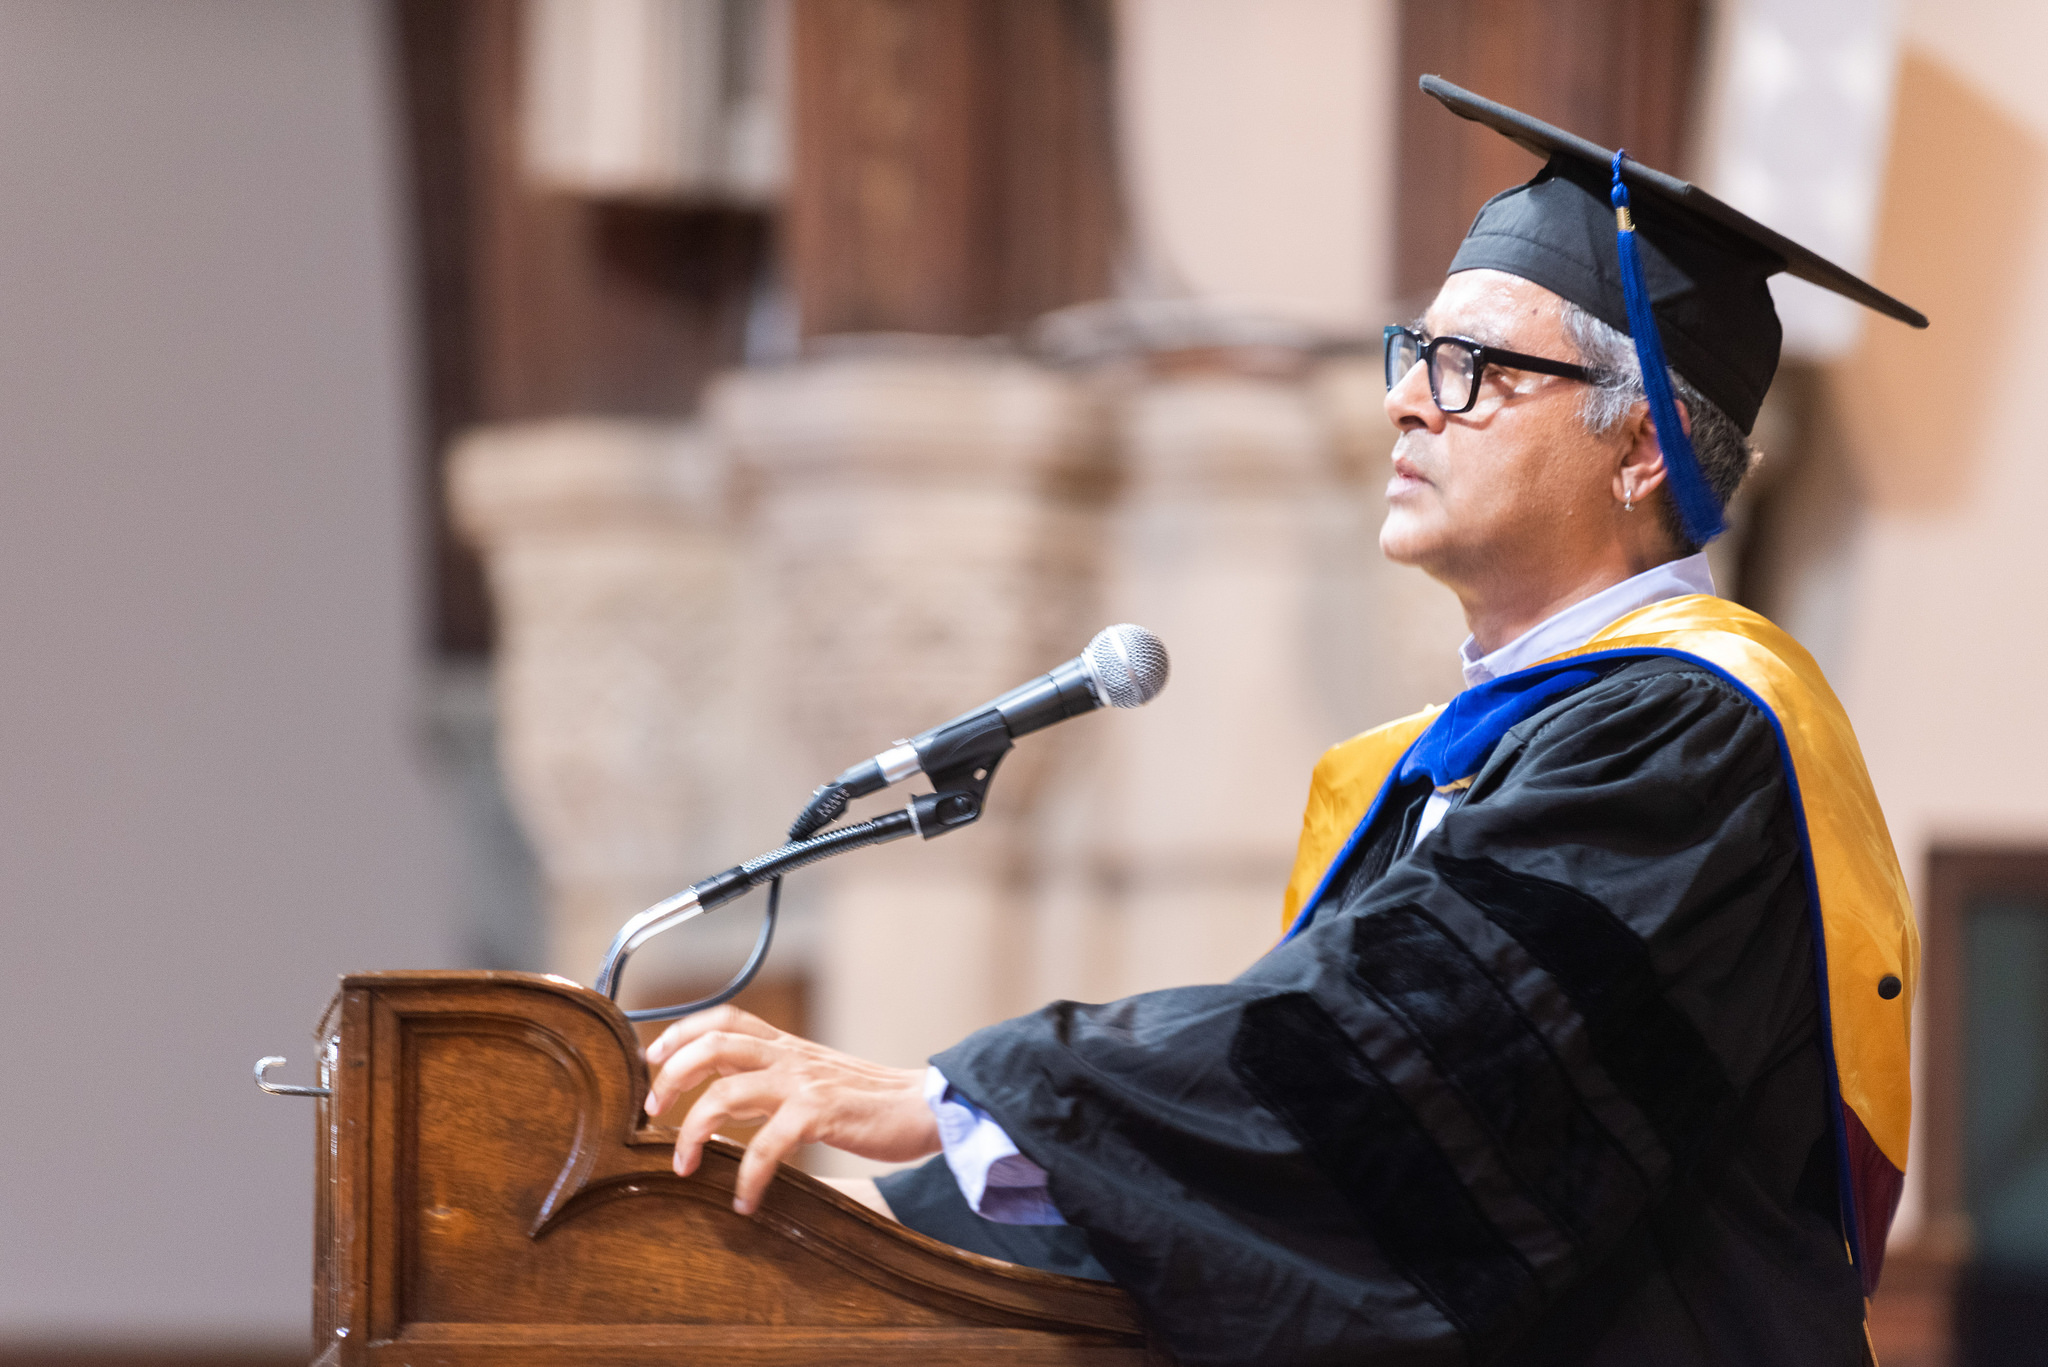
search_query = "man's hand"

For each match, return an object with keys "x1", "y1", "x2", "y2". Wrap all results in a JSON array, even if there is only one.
[{"x1": 643, "y1": 1005, "x2": 941, "y2": 1215}]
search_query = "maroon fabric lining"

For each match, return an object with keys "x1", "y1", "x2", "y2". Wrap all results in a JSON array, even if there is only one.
[{"x1": 1842, "y1": 1102, "x2": 1904, "y2": 1295}]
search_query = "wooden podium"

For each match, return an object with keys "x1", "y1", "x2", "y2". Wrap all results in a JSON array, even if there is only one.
[{"x1": 303, "y1": 971, "x2": 1165, "y2": 1365}]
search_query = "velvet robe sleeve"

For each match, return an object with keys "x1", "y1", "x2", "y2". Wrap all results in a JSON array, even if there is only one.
[{"x1": 931, "y1": 659, "x2": 1864, "y2": 1366}]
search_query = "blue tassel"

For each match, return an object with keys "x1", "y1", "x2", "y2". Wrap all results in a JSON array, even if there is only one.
[{"x1": 1610, "y1": 150, "x2": 1726, "y2": 545}]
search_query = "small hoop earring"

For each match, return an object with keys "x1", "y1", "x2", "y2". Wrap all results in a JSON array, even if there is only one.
[{"x1": 1624, "y1": 485, "x2": 1635, "y2": 513}]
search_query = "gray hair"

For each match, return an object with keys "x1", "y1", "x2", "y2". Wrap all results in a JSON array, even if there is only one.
[{"x1": 1558, "y1": 300, "x2": 1760, "y2": 551}]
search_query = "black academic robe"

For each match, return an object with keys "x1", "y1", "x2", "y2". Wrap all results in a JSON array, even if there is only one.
[{"x1": 911, "y1": 656, "x2": 1868, "y2": 1365}]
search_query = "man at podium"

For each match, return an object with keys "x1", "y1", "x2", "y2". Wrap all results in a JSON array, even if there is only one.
[{"x1": 642, "y1": 81, "x2": 1922, "y2": 1366}]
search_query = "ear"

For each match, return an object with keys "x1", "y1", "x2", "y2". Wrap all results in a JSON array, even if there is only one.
[{"x1": 1612, "y1": 398, "x2": 1690, "y2": 507}]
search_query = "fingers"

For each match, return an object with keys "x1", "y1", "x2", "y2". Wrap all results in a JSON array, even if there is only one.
[
  {"x1": 643, "y1": 1014, "x2": 901, "y2": 1118},
  {"x1": 644, "y1": 1029, "x2": 777, "y2": 1117},
  {"x1": 670, "y1": 1072, "x2": 788, "y2": 1178},
  {"x1": 732, "y1": 1097, "x2": 818, "y2": 1214},
  {"x1": 645, "y1": 1004, "x2": 776, "y2": 1068},
  {"x1": 658, "y1": 1058, "x2": 943, "y2": 1217},
  {"x1": 639, "y1": 1013, "x2": 951, "y2": 1220}
]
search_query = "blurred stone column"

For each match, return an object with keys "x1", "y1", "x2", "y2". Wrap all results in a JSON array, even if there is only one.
[
  {"x1": 449, "y1": 417, "x2": 741, "y2": 983},
  {"x1": 1064, "y1": 364, "x2": 1346, "y2": 997},
  {"x1": 1024, "y1": 351, "x2": 1462, "y2": 1007},
  {"x1": 708, "y1": 349, "x2": 1106, "y2": 1101}
]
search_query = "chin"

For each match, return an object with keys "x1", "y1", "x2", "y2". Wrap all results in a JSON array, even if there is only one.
[{"x1": 1378, "y1": 508, "x2": 1442, "y2": 568}]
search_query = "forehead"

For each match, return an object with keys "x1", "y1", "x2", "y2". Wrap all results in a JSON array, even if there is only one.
[{"x1": 1424, "y1": 269, "x2": 1568, "y2": 348}]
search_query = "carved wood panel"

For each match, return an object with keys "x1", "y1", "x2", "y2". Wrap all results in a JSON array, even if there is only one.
[{"x1": 312, "y1": 971, "x2": 1162, "y2": 1365}]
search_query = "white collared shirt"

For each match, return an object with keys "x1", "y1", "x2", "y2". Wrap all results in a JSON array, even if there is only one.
[
  {"x1": 924, "y1": 1067, "x2": 1064, "y2": 1225},
  {"x1": 1413, "y1": 552, "x2": 1716, "y2": 845},
  {"x1": 1457, "y1": 552, "x2": 1716, "y2": 688}
]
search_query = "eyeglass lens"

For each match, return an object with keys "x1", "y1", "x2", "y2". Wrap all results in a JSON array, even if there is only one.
[
  {"x1": 1385, "y1": 330, "x2": 1421, "y2": 393},
  {"x1": 1432, "y1": 340, "x2": 1478, "y2": 411},
  {"x1": 1383, "y1": 330, "x2": 1482, "y2": 413}
]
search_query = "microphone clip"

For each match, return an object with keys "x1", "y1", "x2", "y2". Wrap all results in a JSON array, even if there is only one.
[
  {"x1": 902, "y1": 708, "x2": 1010, "y2": 839},
  {"x1": 787, "y1": 706, "x2": 1015, "y2": 842},
  {"x1": 906, "y1": 734, "x2": 1009, "y2": 839}
]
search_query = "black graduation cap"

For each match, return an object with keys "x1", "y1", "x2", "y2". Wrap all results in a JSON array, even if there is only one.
[{"x1": 1422, "y1": 75, "x2": 1927, "y2": 545}]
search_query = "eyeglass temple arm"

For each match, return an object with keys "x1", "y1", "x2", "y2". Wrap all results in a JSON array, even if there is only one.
[{"x1": 1473, "y1": 345, "x2": 1593, "y2": 381}]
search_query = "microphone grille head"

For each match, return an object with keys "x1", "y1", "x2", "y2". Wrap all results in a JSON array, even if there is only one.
[{"x1": 1085, "y1": 624, "x2": 1170, "y2": 708}]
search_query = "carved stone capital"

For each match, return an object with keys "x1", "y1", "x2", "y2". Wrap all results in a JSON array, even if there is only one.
[
  {"x1": 708, "y1": 350, "x2": 1110, "y2": 790},
  {"x1": 450, "y1": 419, "x2": 741, "y2": 979}
]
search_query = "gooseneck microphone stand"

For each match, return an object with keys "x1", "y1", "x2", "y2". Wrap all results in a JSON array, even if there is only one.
[
  {"x1": 594, "y1": 624, "x2": 1170, "y2": 1022},
  {"x1": 592, "y1": 725, "x2": 1011, "y2": 1023}
]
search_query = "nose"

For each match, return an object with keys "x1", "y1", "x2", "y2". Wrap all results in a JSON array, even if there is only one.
[{"x1": 1384, "y1": 356, "x2": 1445, "y2": 434}]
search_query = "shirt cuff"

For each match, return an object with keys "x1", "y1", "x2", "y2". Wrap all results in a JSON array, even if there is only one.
[{"x1": 924, "y1": 1065, "x2": 1064, "y2": 1226}]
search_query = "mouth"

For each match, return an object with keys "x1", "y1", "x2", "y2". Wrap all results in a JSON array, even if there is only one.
[{"x1": 1387, "y1": 444, "x2": 1434, "y2": 501}]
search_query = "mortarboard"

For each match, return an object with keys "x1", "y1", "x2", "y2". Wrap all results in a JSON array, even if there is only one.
[{"x1": 1422, "y1": 75, "x2": 1927, "y2": 545}]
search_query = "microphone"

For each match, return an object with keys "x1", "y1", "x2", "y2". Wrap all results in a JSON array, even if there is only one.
[
  {"x1": 789, "y1": 624, "x2": 1170, "y2": 839},
  {"x1": 596, "y1": 624, "x2": 1170, "y2": 1013}
]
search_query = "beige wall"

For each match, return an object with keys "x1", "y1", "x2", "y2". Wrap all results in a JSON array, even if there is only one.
[
  {"x1": 1801, "y1": 0, "x2": 2048, "y2": 1238},
  {"x1": 1837, "y1": 23, "x2": 2048, "y2": 866},
  {"x1": 1117, "y1": 0, "x2": 1397, "y2": 328},
  {"x1": 0, "y1": 1, "x2": 460, "y2": 1345}
]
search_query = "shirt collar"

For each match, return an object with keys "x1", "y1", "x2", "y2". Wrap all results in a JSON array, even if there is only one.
[{"x1": 1458, "y1": 552, "x2": 1716, "y2": 689}]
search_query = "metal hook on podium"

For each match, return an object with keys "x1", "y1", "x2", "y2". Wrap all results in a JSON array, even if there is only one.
[{"x1": 254, "y1": 1040, "x2": 334, "y2": 1098}]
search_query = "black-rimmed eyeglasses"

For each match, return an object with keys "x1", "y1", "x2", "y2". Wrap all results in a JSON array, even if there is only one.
[{"x1": 1383, "y1": 324, "x2": 1595, "y2": 414}]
